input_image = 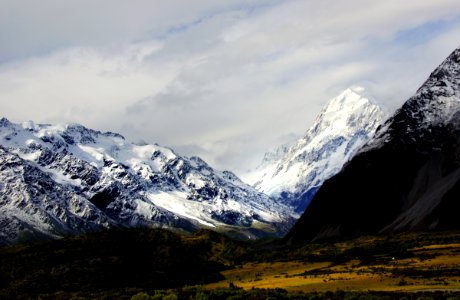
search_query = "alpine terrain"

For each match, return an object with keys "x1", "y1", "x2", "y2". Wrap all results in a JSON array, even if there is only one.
[
  {"x1": 286, "y1": 46, "x2": 460, "y2": 244},
  {"x1": 0, "y1": 119, "x2": 296, "y2": 245},
  {"x1": 245, "y1": 87, "x2": 386, "y2": 212}
]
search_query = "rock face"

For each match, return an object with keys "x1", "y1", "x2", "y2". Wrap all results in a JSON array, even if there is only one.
[
  {"x1": 245, "y1": 87, "x2": 386, "y2": 213},
  {"x1": 0, "y1": 119, "x2": 296, "y2": 245},
  {"x1": 285, "y1": 47, "x2": 460, "y2": 244}
]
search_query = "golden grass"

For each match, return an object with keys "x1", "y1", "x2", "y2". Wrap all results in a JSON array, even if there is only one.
[
  {"x1": 205, "y1": 243, "x2": 460, "y2": 293},
  {"x1": 410, "y1": 243, "x2": 460, "y2": 251}
]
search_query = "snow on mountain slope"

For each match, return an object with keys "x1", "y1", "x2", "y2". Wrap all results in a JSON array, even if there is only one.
[
  {"x1": 285, "y1": 46, "x2": 460, "y2": 244},
  {"x1": 365, "y1": 47, "x2": 460, "y2": 151},
  {"x1": 0, "y1": 146, "x2": 113, "y2": 245},
  {"x1": 0, "y1": 118, "x2": 296, "y2": 245},
  {"x1": 242, "y1": 141, "x2": 293, "y2": 186},
  {"x1": 246, "y1": 87, "x2": 387, "y2": 212}
]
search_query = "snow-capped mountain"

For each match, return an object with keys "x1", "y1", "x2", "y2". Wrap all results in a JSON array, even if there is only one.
[
  {"x1": 0, "y1": 119, "x2": 296, "y2": 245},
  {"x1": 242, "y1": 141, "x2": 293, "y2": 183},
  {"x1": 286, "y1": 46, "x2": 460, "y2": 244},
  {"x1": 246, "y1": 87, "x2": 386, "y2": 212}
]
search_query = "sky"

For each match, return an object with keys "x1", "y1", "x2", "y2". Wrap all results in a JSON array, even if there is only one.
[{"x1": 1, "y1": 0, "x2": 460, "y2": 175}]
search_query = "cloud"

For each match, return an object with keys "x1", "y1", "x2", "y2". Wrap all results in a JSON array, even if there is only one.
[
  {"x1": 0, "y1": 42, "x2": 174, "y2": 126},
  {"x1": 1, "y1": 0, "x2": 460, "y2": 174},
  {"x1": 0, "y1": 0, "x2": 276, "y2": 60}
]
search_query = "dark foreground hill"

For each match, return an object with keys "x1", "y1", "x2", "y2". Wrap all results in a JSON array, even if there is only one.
[
  {"x1": 0, "y1": 228, "x2": 245, "y2": 299},
  {"x1": 285, "y1": 46, "x2": 460, "y2": 244}
]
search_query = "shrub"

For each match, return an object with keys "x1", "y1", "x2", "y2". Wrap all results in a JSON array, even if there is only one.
[{"x1": 131, "y1": 292, "x2": 152, "y2": 300}]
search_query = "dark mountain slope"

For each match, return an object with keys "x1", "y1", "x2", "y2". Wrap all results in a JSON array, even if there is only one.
[{"x1": 285, "y1": 47, "x2": 460, "y2": 244}]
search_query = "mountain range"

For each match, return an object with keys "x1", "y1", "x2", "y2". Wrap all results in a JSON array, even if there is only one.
[
  {"x1": 245, "y1": 87, "x2": 386, "y2": 213},
  {"x1": 0, "y1": 119, "x2": 296, "y2": 245},
  {"x1": 0, "y1": 88, "x2": 387, "y2": 246},
  {"x1": 2, "y1": 46, "x2": 460, "y2": 248},
  {"x1": 286, "y1": 46, "x2": 460, "y2": 244}
]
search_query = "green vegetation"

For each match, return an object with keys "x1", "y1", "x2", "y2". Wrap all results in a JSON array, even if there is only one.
[
  {"x1": 131, "y1": 287, "x2": 460, "y2": 300},
  {"x1": 0, "y1": 228, "x2": 244, "y2": 299},
  {"x1": 1, "y1": 228, "x2": 460, "y2": 299}
]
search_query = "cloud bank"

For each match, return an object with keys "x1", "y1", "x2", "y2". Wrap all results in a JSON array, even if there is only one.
[{"x1": 1, "y1": 0, "x2": 460, "y2": 174}]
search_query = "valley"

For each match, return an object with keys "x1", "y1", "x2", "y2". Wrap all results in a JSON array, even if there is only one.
[
  {"x1": 1, "y1": 18, "x2": 460, "y2": 300},
  {"x1": 2, "y1": 2, "x2": 460, "y2": 300},
  {"x1": 1, "y1": 228, "x2": 460, "y2": 299},
  {"x1": 207, "y1": 232, "x2": 460, "y2": 294}
]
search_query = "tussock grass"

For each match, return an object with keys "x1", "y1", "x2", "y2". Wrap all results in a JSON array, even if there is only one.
[{"x1": 207, "y1": 232, "x2": 460, "y2": 293}]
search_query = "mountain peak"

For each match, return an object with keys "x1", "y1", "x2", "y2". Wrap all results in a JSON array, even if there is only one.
[
  {"x1": 0, "y1": 117, "x2": 12, "y2": 128},
  {"x1": 306, "y1": 86, "x2": 385, "y2": 143},
  {"x1": 325, "y1": 87, "x2": 368, "y2": 110},
  {"x1": 323, "y1": 87, "x2": 378, "y2": 115},
  {"x1": 405, "y1": 47, "x2": 460, "y2": 126},
  {"x1": 285, "y1": 46, "x2": 460, "y2": 244},
  {"x1": 246, "y1": 87, "x2": 387, "y2": 212},
  {"x1": 366, "y1": 47, "x2": 460, "y2": 151}
]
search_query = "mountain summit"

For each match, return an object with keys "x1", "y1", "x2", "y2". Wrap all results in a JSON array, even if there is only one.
[
  {"x1": 286, "y1": 47, "x2": 460, "y2": 244},
  {"x1": 246, "y1": 87, "x2": 386, "y2": 212},
  {"x1": 0, "y1": 119, "x2": 296, "y2": 245}
]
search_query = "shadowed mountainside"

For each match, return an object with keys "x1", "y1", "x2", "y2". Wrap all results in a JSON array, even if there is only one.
[{"x1": 285, "y1": 47, "x2": 460, "y2": 244}]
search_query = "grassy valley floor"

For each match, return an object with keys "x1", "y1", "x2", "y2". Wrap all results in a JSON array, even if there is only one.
[
  {"x1": 205, "y1": 232, "x2": 460, "y2": 294},
  {"x1": 1, "y1": 229, "x2": 460, "y2": 299},
  {"x1": 207, "y1": 245, "x2": 460, "y2": 292}
]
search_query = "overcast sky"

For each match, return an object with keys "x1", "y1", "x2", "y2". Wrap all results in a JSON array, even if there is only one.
[{"x1": 1, "y1": 0, "x2": 460, "y2": 175}]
